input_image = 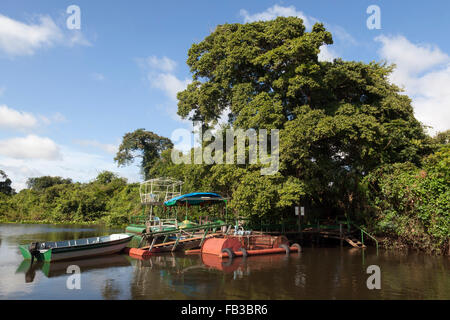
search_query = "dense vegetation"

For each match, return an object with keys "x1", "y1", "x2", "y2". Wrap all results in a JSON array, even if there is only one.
[
  {"x1": 0, "y1": 17, "x2": 448, "y2": 254},
  {"x1": 363, "y1": 144, "x2": 449, "y2": 253},
  {"x1": 0, "y1": 171, "x2": 141, "y2": 226}
]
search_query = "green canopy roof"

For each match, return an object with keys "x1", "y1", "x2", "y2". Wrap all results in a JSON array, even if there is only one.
[{"x1": 164, "y1": 192, "x2": 226, "y2": 207}]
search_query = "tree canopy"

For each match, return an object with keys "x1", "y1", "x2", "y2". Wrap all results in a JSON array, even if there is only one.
[
  {"x1": 114, "y1": 129, "x2": 173, "y2": 180},
  {"x1": 26, "y1": 176, "x2": 72, "y2": 191},
  {"x1": 175, "y1": 16, "x2": 433, "y2": 218},
  {"x1": 0, "y1": 170, "x2": 15, "y2": 195}
]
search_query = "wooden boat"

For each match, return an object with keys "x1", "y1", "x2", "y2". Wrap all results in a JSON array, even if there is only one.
[{"x1": 19, "y1": 233, "x2": 133, "y2": 262}]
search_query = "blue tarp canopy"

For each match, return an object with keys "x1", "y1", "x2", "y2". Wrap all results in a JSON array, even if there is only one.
[{"x1": 164, "y1": 192, "x2": 226, "y2": 207}]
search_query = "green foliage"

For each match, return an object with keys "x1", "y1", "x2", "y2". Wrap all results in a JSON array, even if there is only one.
[
  {"x1": 26, "y1": 176, "x2": 72, "y2": 191},
  {"x1": 432, "y1": 129, "x2": 450, "y2": 145},
  {"x1": 171, "y1": 17, "x2": 445, "y2": 253},
  {"x1": 363, "y1": 145, "x2": 450, "y2": 254},
  {"x1": 178, "y1": 17, "x2": 333, "y2": 126},
  {"x1": 114, "y1": 129, "x2": 173, "y2": 180},
  {"x1": 0, "y1": 170, "x2": 15, "y2": 195},
  {"x1": 176, "y1": 16, "x2": 432, "y2": 218},
  {"x1": 0, "y1": 172, "x2": 140, "y2": 226}
]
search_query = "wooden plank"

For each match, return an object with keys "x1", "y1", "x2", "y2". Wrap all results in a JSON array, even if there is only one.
[{"x1": 344, "y1": 237, "x2": 366, "y2": 248}]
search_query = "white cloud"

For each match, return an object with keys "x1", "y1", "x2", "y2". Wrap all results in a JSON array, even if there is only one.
[
  {"x1": 50, "y1": 112, "x2": 66, "y2": 123},
  {"x1": 0, "y1": 104, "x2": 66, "y2": 131},
  {"x1": 67, "y1": 30, "x2": 91, "y2": 47},
  {"x1": 0, "y1": 145, "x2": 140, "y2": 191},
  {"x1": 39, "y1": 113, "x2": 66, "y2": 126},
  {"x1": 0, "y1": 134, "x2": 61, "y2": 160},
  {"x1": 138, "y1": 55, "x2": 191, "y2": 122},
  {"x1": 0, "y1": 14, "x2": 62, "y2": 56},
  {"x1": 318, "y1": 45, "x2": 337, "y2": 62},
  {"x1": 330, "y1": 25, "x2": 357, "y2": 46},
  {"x1": 75, "y1": 139, "x2": 118, "y2": 154},
  {"x1": 376, "y1": 35, "x2": 448, "y2": 77},
  {"x1": 138, "y1": 55, "x2": 189, "y2": 102},
  {"x1": 376, "y1": 35, "x2": 450, "y2": 134},
  {"x1": 150, "y1": 73, "x2": 191, "y2": 102},
  {"x1": 91, "y1": 72, "x2": 105, "y2": 81},
  {"x1": 0, "y1": 14, "x2": 89, "y2": 57},
  {"x1": 0, "y1": 104, "x2": 38, "y2": 130},
  {"x1": 240, "y1": 5, "x2": 314, "y2": 29},
  {"x1": 141, "y1": 56, "x2": 178, "y2": 72}
]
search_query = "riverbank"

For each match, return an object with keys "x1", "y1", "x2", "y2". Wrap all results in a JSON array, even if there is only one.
[
  {"x1": 0, "y1": 218, "x2": 126, "y2": 228},
  {"x1": 376, "y1": 236, "x2": 450, "y2": 256},
  {"x1": 2, "y1": 218, "x2": 448, "y2": 256}
]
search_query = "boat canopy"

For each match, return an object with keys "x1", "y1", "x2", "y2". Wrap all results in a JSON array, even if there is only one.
[{"x1": 164, "y1": 192, "x2": 226, "y2": 207}]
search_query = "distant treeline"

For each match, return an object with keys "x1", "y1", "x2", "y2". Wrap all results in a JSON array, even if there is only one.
[{"x1": 0, "y1": 171, "x2": 141, "y2": 226}]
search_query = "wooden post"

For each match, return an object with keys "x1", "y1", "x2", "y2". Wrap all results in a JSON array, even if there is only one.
[
  {"x1": 149, "y1": 236, "x2": 158, "y2": 252},
  {"x1": 171, "y1": 233, "x2": 180, "y2": 252},
  {"x1": 339, "y1": 223, "x2": 343, "y2": 247},
  {"x1": 199, "y1": 229, "x2": 208, "y2": 247}
]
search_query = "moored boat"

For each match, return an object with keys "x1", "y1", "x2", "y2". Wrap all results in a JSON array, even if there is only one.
[{"x1": 19, "y1": 233, "x2": 133, "y2": 262}]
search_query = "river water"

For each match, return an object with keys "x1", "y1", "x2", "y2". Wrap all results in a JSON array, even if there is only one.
[{"x1": 0, "y1": 223, "x2": 448, "y2": 300}]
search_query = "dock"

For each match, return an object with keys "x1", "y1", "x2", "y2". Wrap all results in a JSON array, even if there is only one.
[{"x1": 242, "y1": 219, "x2": 378, "y2": 251}]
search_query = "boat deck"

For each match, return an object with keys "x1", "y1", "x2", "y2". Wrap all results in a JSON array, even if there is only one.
[{"x1": 141, "y1": 232, "x2": 222, "y2": 252}]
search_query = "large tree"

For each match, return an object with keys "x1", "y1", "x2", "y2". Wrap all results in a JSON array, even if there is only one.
[
  {"x1": 114, "y1": 129, "x2": 173, "y2": 180},
  {"x1": 0, "y1": 170, "x2": 15, "y2": 195},
  {"x1": 175, "y1": 17, "x2": 432, "y2": 219}
]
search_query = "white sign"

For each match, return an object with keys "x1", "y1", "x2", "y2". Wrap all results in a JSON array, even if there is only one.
[
  {"x1": 295, "y1": 206, "x2": 299, "y2": 216},
  {"x1": 301, "y1": 207, "x2": 305, "y2": 216}
]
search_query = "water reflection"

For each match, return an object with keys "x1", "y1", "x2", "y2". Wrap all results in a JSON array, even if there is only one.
[
  {"x1": 15, "y1": 255, "x2": 132, "y2": 282},
  {"x1": 1, "y1": 224, "x2": 449, "y2": 300}
]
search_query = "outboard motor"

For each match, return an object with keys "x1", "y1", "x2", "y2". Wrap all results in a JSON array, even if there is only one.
[{"x1": 28, "y1": 242, "x2": 40, "y2": 264}]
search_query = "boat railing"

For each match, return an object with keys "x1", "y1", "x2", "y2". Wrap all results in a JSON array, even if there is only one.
[
  {"x1": 130, "y1": 215, "x2": 147, "y2": 225},
  {"x1": 350, "y1": 222, "x2": 379, "y2": 254},
  {"x1": 145, "y1": 221, "x2": 228, "y2": 237}
]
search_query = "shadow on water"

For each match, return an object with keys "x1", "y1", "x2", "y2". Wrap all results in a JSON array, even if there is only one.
[
  {"x1": 1, "y1": 224, "x2": 449, "y2": 300},
  {"x1": 127, "y1": 247, "x2": 450, "y2": 300},
  {"x1": 15, "y1": 255, "x2": 132, "y2": 283}
]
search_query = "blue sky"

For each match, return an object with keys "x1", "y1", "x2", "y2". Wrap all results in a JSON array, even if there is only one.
[{"x1": 1, "y1": 1, "x2": 449, "y2": 190}]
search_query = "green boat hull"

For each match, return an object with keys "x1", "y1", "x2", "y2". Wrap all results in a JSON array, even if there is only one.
[
  {"x1": 19, "y1": 245, "x2": 52, "y2": 262},
  {"x1": 125, "y1": 225, "x2": 147, "y2": 234},
  {"x1": 19, "y1": 234, "x2": 133, "y2": 262},
  {"x1": 125, "y1": 224, "x2": 178, "y2": 234}
]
